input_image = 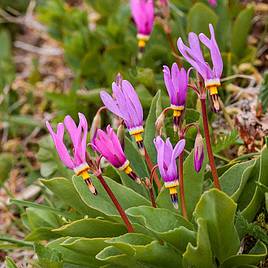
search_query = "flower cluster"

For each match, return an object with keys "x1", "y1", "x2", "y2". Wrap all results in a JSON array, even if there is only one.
[{"x1": 47, "y1": 23, "x2": 222, "y2": 210}]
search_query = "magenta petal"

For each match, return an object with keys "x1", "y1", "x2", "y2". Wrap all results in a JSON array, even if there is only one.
[
  {"x1": 64, "y1": 115, "x2": 79, "y2": 147},
  {"x1": 163, "y1": 65, "x2": 176, "y2": 105},
  {"x1": 46, "y1": 121, "x2": 74, "y2": 169},
  {"x1": 172, "y1": 139, "x2": 186, "y2": 160},
  {"x1": 100, "y1": 91, "x2": 123, "y2": 119}
]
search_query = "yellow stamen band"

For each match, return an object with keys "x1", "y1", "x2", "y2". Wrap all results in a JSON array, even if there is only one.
[
  {"x1": 80, "y1": 170, "x2": 90, "y2": 180},
  {"x1": 173, "y1": 110, "x2": 181, "y2": 117},
  {"x1": 138, "y1": 39, "x2": 146, "y2": 48},
  {"x1": 208, "y1": 85, "x2": 218, "y2": 95},
  {"x1": 133, "y1": 133, "x2": 143, "y2": 142},
  {"x1": 124, "y1": 165, "x2": 133, "y2": 175},
  {"x1": 169, "y1": 186, "x2": 177, "y2": 195}
]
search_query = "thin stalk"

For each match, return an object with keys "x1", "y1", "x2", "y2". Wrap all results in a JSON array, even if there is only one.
[
  {"x1": 96, "y1": 173, "x2": 134, "y2": 233},
  {"x1": 200, "y1": 98, "x2": 221, "y2": 190},
  {"x1": 144, "y1": 148, "x2": 162, "y2": 191},
  {"x1": 148, "y1": 164, "x2": 159, "y2": 208},
  {"x1": 148, "y1": 186, "x2": 157, "y2": 208},
  {"x1": 178, "y1": 153, "x2": 188, "y2": 219}
]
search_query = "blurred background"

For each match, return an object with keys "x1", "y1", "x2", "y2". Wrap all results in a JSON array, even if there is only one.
[{"x1": 0, "y1": 0, "x2": 267, "y2": 266}]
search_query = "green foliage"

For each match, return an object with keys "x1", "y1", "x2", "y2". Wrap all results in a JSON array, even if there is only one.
[
  {"x1": 0, "y1": 153, "x2": 14, "y2": 185},
  {"x1": 259, "y1": 71, "x2": 268, "y2": 111},
  {"x1": 212, "y1": 129, "x2": 238, "y2": 154}
]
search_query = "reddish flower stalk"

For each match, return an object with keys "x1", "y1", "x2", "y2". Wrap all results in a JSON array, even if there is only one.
[
  {"x1": 200, "y1": 98, "x2": 221, "y2": 190},
  {"x1": 144, "y1": 148, "x2": 162, "y2": 191},
  {"x1": 178, "y1": 152, "x2": 188, "y2": 219},
  {"x1": 96, "y1": 173, "x2": 134, "y2": 233}
]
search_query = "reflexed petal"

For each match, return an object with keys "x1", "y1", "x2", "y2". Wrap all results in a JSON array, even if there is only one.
[
  {"x1": 46, "y1": 121, "x2": 74, "y2": 169},
  {"x1": 172, "y1": 139, "x2": 186, "y2": 160},
  {"x1": 100, "y1": 91, "x2": 123, "y2": 119},
  {"x1": 163, "y1": 65, "x2": 176, "y2": 104}
]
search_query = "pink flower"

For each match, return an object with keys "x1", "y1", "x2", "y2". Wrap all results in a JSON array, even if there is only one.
[
  {"x1": 93, "y1": 125, "x2": 141, "y2": 183},
  {"x1": 46, "y1": 113, "x2": 88, "y2": 171},
  {"x1": 46, "y1": 113, "x2": 97, "y2": 194},
  {"x1": 130, "y1": 0, "x2": 154, "y2": 36},
  {"x1": 154, "y1": 136, "x2": 185, "y2": 208}
]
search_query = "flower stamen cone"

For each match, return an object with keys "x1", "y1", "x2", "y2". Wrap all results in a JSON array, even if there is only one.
[
  {"x1": 165, "y1": 180, "x2": 179, "y2": 209},
  {"x1": 118, "y1": 160, "x2": 142, "y2": 184},
  {"x1": 74, "y1": 164, "x2": 97, "y2": 195}
]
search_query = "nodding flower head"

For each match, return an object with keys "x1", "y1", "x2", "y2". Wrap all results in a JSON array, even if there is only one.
[
  {"x1": 46, "y1": 113, "x2": 97, "y2": 195},
  {"x1": 130, "y1": 0, "x2": 154, "y2": 48},
  {"x1": 163, "y1": 63, "x2": 188, "y2": 130},
  {"x1": 93, "y1": 125, "x2": 141, "y2": 184},
  {"x1": 194, "y1": 132, "x2": 204, "y2": 173},
  {"x1": 154, "y1": 136, "x2": 185, "y2": 208},
  {"x1": 177, "y1": 24, "x2": 223, "y2": 111},
  {"x1": 100, "y1": 75, "x2": 144, "y2": 154}
]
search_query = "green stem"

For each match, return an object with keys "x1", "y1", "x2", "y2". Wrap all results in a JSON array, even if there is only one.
[{"x1": 200, "y1": 98, "x2": 221, "y2": 190}]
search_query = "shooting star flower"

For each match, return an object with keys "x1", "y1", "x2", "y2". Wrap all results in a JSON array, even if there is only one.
[
  {"x1": 93, "y1": 125, "x2": 141, "y2": 184},
  {"x1": 46, "y1": 113, "x2": 97, "y2": 195},
  {"x1": 154, "y1": 136, "x2": 185, "y2": 208},
  {"x1": 100, "y1": 74, "x2": 145, "y2": 154},
  {"x1": 163, "y1": 63, "x2": 188, "y2": 131}
]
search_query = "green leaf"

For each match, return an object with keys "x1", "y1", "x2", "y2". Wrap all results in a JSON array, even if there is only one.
[
  {"x1": 144, "y1": 90, "x2": 162, "y2": 165},
  {"x1": 0, "y1": 153, "x2": 14, "y2": 185},
  {"x1": 48, "y1": 237, "x2": 107, "y2": 267},
  {"x1": 242, "y1": 144, "x2": 268, "y2": 221},
  {"x1": 183, "y1": 218, "x2": 215, "y2": 268},
  {"x1": 220, "y1": 160, "x2": 255, "y2": 198},
  {"x1": 219, "y1": 241, "x2": 267, "y2": 268},
  {"x1": 52, "y1": 218, "x2": 126, "y2": 238},
  {"x1": 41, "y1": 177, "x2": 104, "y2": 218},
  {"x1": 88, "y1": 0, "x2": 120, "y2": 16},
  {"x1": 259, "y1": 71, "x2": 268, "y2": 111},
  {"x1": 119, "y1": 137, "x2": 149, "y2": 198},
  {"x1": 126, "y1": 206, "x2": 195, "y2": 252},
  {"x1": 187, "y1": 3, "x2": 218, "y2": 36},
  {"x1": 5, "y1": 257, "x2": 18, "y2": 268},
  {"x1": 194, "y1": 189, "x2": 240, "y2": 263},
  {"x1": 231, "y1": 6, "x2": 254, "y2": 59},
  {"x1": 35, "y1": 243, "x2": 63, "y2": 268},
  {"x1": 213, "y1": 130, "x2": 238, "y2": 154},
  {"x1": 72, "y1": 175, "x2": 150, "y2": 221},
  {"x1": 96, "y1": 246, "x2": 138, "y2": 267},
  {"x1": 105, "y1": 233, "x2": 182, "y2": 268}
]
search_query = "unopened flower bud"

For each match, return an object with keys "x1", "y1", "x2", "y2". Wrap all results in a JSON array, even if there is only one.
[
  {"x1": 117, "y1": 124, "x2": 125, "y2": 150},
  {"x1": 90, "y1": 112, "x2": 101, "y2": 141},
  {"x1": 194, "y1": 132, "x2": 204, "y2": 172},
  {"x1": 155, "y1": 111, "x2": 165, "y2": 136}
]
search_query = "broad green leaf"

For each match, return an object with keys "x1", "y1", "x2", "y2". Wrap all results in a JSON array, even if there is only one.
[
  {"x1": 72, "y1": 175, "x2": 150, "y2": 221},
  {"x1": 220, "y1": 160, "x2": 254, "y2": 197},
  {"x1": 237, "y1": 159, "x2": 260, "y2": 211},
  {"x1": 106, "y1": 233, "x2": 182, "y2": 268},
  {"x1": 231, "y1": 7, "x2": 254, "y2": 59},
  {"x1": 35, "y1": 243, "x2": 63, "y2": 268},
  {"x1": 144, "y1": 90, "x2": 162, "y2": 165},
  {"x1": 126, "y1": 206, "x2": 195, "y2": 252},
  {"x1": 183, "y1": 218, "x2": 215, "y2": 268},
  {"x1": 25, "y1": 227, "x2": 60, "y2": 241},
  {"x1": 41, "y1": 177, "x2": 103, "y2": 218},
  {"x1": 0, "y1": 153, "x2": 14, "y2": 185},
  {"x1": 265, "y1": 192, "x2": 268, "y2": 213},
  {"x1": 119, "y1": 137, "x2": 149, "y2": 198},
  {"x1": 220, "y1": 241, "x2": 267, "y2": 268},
  {"x1": 187, "y1": 3, "x2": 218, "y2": 36},
  {"x1": 242, "y1": 144, "x2": 268, "y2": 221},
  {"x1": 194, "y1": 189, "x2": 240, "y2": 263},
  {"x1": 52, "y1": 218, "x2": 126, "y2": 238},
  {"x1": 231, "y1": 161, "x2": 256, "y2": 202},
  {"x1": 96, "y1": 246, "x2": 138, "y2": 267},
  {"x1": 26, "y1": 207, "x2": 62, "y2": 230},
  {"x1": 48, "y1": 237, "x2": 107, "y2": 267}
]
